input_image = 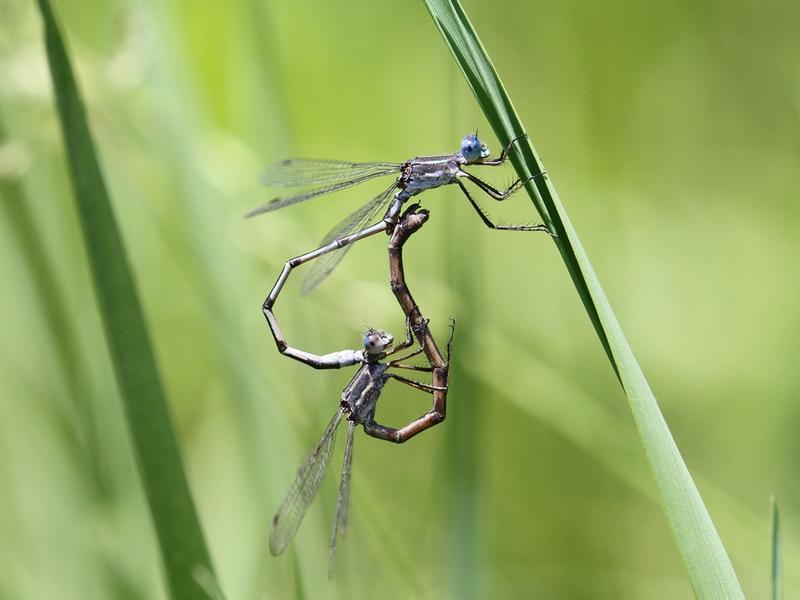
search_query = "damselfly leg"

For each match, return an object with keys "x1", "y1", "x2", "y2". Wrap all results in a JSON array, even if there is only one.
[{"x1": 456, "y1": 179, "x2": 550, "y2": 232}]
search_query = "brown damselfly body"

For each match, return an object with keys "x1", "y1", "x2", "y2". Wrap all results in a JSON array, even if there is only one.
[{"x1": 249, "y1": 133, "x2": 551, "y2": 298}]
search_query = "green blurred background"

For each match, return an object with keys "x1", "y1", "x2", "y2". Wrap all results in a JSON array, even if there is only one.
[{"x1": 1, "y1": 0, "x2": 798, "y2": 598}]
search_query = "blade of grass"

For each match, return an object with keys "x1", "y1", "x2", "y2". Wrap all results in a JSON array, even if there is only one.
[
  {"x1": 35, "y1": 1, "x2": 218, "y2": 598},
  {"x1": 423, "y1": 1, "x2": 745, "y2": 597},
  {"x1": 771, "y1": 496, "x2": 782, "y2": 600}
]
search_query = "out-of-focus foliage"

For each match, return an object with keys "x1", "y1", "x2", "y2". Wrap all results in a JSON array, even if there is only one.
[
  {"x1": 1, "y1": 1, "x2": 797, "y2": 598},
  {"x1": 32, "y1": 0, "x2": 217, "y2": 597}
]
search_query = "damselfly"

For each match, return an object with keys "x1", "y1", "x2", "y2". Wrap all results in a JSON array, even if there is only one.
[
  {"x1": 249, "y1": 133, "x2": 549, "y2": 295},
  {"x1": 269, "y1": 322, "x2": 454, "y2": 577}
]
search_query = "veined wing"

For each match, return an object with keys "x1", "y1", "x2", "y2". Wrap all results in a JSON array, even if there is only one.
[
  {"x1": 328, "y1": 420, "x2": 356, "y2": 579},
  {"x1": 269, "y1": 409, "x2": 346, "y2": 556},
  {"x1": 246, "y1": 160, "x2": 401, "y2": 217},
  {"x1": 262, "y1": 159, "x2": 401, "y2": 187},
  {"x1": 300, "y1": 181, "x2": 397, "y2": 294}
]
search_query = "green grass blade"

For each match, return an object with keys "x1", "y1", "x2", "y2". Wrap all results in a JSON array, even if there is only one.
[
  {"x1": 35, "y1": 1, "x2": 218, "y2": 598},
  {"x1": 423, "y1": 1, "x2": 745, "y2": 597},
  {"x1": 771, "y1": 497, "x2": 782, "y2": 600}
]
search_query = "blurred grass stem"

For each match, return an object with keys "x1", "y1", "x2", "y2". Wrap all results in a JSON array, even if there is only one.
[{"x1": 35, "y1": 1, "x2": 219, "y2": 597}]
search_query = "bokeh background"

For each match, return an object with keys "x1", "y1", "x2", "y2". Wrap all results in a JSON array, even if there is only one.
[{"x1": 1, "y1": 0, "x2": 798, "y2": 598}]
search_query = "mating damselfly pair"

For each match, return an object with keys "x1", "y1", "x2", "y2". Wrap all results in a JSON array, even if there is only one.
[{"x1": 253, "y1": 134, "x2": 547, "y2": 576}]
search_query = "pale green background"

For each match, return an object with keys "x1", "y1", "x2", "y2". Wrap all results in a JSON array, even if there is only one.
[{"x1": 1, "y1": 1, "x2": 798, "y2": 598}]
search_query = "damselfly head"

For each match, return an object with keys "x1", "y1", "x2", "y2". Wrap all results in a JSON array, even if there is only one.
[
  {"x1": 460, "y1": 132, "x2": 490, "y2": 163},
  {"x1": 363, "y1": 328, "x2": 393, "y2": 355}
]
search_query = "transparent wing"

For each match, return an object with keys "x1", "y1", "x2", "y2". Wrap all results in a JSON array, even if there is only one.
[
  {"x1": 246, "y1": 160, "x2": 401, "y2": 217},
  {"x1": 269, "y1": 409, "x2": 346, "y2": 556},
  {"x1": 328, "y1": 421, "x2": 356, "y2": 579},
  {"x1": 261, "y1": 159, "x2": 401, "y2": 187},
  {"x1": 300, "y1": 182, "x2": 397, "y2": 294}
]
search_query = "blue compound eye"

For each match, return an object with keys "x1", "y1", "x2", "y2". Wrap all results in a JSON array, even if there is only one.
[
  {"x1": 461, "y1": 133, "x2": 488, "y2": 163},
  {"x1": 460, "y1": 133, "x2": 482, "y2": 162},
  {"x1": 363, "y1": 333, "x2": 375, "y2": 350}
]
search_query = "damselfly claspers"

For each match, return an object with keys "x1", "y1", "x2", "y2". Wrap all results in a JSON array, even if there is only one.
[
  {"x1": 268, "y1": 321, "x2": 454, "y2": 577},
  {"x1": 249, "y1": 133, "x2": 550, "y2": 295}
]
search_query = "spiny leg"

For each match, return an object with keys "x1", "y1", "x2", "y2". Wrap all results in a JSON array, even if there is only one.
[
  {"x1": 474, "y1": 133, "x2": 528, "y2": 167},
  {"x1": 388, "y1": 373, "x2": 446, "y2": 393},
  {"x1": 385, "y1": 316, "x2": 427, "y2": 361},
  {"x1": 387, "y1": 345, "x2": 426, "y2": 366},
  {"x1": 262, "y1": 220, "x2": 387, "y2": 369},
  {"x1": 460, "y1": 170, "x2": 533, "y2": 200},
  {"x1": 387, "y1": 342, "x2": 432, "y2": 372},
  {"x1": 387, "y1": 362, "x2": 433, "y2": 373},
  {"x1": 456, "y1": 180, "x2": 549, "y2": 233},
  {"x1": 387, "y1": 319, "x2": 449, "y2": 370},
  {"x1": 381, "y1": 316, "x2": 418, "y2": 358},
  {"x1": 446, "y1": 318, "x2": 456, "y2": 363}
]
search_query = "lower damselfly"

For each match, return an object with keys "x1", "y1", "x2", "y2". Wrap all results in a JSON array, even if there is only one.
[
  {"x1": 248, "y1": 133, "x2": 550, "y2": 294},
  {"x1": 269, "y1": 322, "x2": 454, "y2": 577},
  {"x1": 268, "y1": 207, "x2": 454, "y2": 576}
]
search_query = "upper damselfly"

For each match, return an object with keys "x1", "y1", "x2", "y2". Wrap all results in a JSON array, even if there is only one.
[{"x1": 249, "y1": 133, "x2": 550, "y2": 294}]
